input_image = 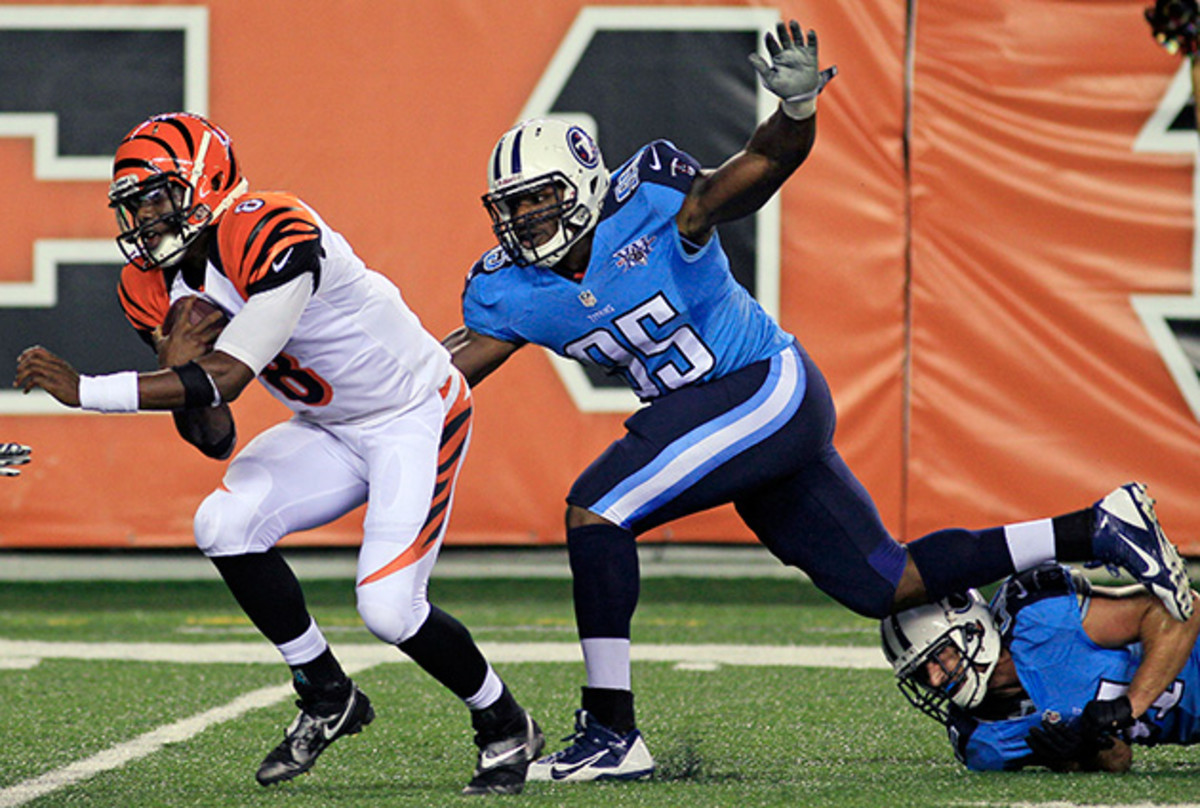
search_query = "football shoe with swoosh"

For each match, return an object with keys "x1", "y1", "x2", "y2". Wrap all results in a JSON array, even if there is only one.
[
  {"x1": 526, "y1": 710, "x2": 655, "y2": 783},
  {"x1": 462, "y1": 709, "x2": 545, "y2": 795},
  {"x1": 1090, "y1": 482, "x2": 1193, "y2": 622},
  {"x1": 256, "y1": 684, "x2": 374, "y2": 785}
]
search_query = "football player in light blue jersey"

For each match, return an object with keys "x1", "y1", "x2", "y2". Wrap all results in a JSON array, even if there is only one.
[
  {"x1": 882, "y1": 564, "x2": 1200, "y2": 772},
  {"x1": 444, "y1": 20, "x2": 1192, "y2": 783}
]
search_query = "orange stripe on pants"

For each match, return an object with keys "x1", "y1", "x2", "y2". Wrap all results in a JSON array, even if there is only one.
[{"x1": 359, "y1": 372, "x2": 473, "y2": 586}]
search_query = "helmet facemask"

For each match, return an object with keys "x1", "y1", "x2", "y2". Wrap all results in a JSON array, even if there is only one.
[
  {"x1": 110, "y1": 172, "x2": 209, "y2": 269},
  {"x1": 482, "y1": 118, "x2": 608, "y2": 270},
  {"x1": 880, "y1": 591, "x2": 1001, "y2": 724},
  {"x1": 484, "y1": 173, "x2": 591, "y2": 269}
]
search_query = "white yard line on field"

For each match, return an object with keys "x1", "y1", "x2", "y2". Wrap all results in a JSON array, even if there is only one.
[
  {"x1": 0, "y1": 639, "x2": 884, "y2": 806},
  {"x1": 0, "y1": 639, "x2": 890, "y2": 668},
  {"x1": 0, "y1": 659, "x2": 375, "y2": 808}
]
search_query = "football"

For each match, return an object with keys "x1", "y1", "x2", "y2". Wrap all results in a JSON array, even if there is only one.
[{"x1": 162, "y1": 296, "x2": 229, "y2": 339}]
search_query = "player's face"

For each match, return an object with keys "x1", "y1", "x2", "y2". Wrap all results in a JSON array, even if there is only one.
[
  {"x1": 125, "y1": 183, "x2": 186, "y2": 253},
  {"x1": 919, "y1": 644, "x2": 966, "y2": 691},
  {"x1": 508, "y1": 184, "x2": 563, "y2": 250}
]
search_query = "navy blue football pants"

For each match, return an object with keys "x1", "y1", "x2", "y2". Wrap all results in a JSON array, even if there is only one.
[{"x1": 568, "y1": 342, "x2": 908, "y2": 618}]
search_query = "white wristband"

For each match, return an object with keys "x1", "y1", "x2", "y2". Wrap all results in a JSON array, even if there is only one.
[
  {"x1": 78, "y1": 372, "x2": 140, "y2": 413},
  {"x1": 781, "y1": 97, "x2": 817, "y2": 121}
]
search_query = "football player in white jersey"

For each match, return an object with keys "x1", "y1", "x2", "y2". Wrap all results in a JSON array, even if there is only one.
[{"x1": 15, "y1": 112, "x2": 543, "y2": 795}]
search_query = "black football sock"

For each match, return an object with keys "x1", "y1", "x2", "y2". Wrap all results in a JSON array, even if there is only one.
[
  {"x1": 290, "y1": 649, "x2": 351, "y2": 705},
  {"x1": 398, "y1": 605, "x2": 489, "y2": 700},
  {"x1": 210, "y1": 548, "x2": 312, "y2": 644},
  {"x1": 470, "y1": 684, "x2": 526, "y2": 745},
  {"x1": 581, "y1": 686, "x2": 636, "y2": 734},
  {"x1": 1053, "y1": 509, "x2": 1095, "y2": 562}
]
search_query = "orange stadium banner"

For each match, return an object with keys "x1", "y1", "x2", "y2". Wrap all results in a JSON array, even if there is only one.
[{"x1": 0, "y1": 0, "x2": 1196, "y2": 553}]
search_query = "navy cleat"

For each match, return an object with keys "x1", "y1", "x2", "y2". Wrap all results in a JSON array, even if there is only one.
[
  {"x1": 526, "y1": 710, "x2": 655, "y2": 783},
  {"x1": 1091, "y1": 482, "x2": 1192, "y2": 622},
  {"x1": 256, "y1": 684, "x2": 374, "y2": 785},
  {"x1": 462, "y1": 710, "x2": 545, "y2": 795}
]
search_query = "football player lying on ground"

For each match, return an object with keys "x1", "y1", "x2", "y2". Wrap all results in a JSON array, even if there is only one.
[
  {"x1": 881, "y1": 563, "x2": 1200, "y2": 772},
  {"x1": 14, "y1": 113, "x2": 543, "y2": 795},
  {"x1": 442, "y1": 18, "x2": 1194, "y2": 783}
]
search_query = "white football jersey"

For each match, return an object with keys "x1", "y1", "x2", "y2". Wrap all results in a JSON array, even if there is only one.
[{"x1": 120, "y1": 191, "x2": 451, "y2": 425}]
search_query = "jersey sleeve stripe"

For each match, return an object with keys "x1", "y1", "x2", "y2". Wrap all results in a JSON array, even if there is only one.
[
  {"x1": 248, "y1": 219, "x2": 320, "y2": 272},
  {"x1": 117, "y1": 277, "x2": 161, "y2": 332},
  {"x1": 241, "y1": 207, "x2": 291, "y2": 257},
  {"x1": 244, "y1": 223, "x2": 321, "y2": 288}
]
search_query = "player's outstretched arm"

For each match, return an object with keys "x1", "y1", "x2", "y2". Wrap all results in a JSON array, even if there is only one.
[
  {"x1": 1084, "y1": 584, "x2": 1200, "y2": 719},
  {"x1": 15, "y1": 344, "x2": 254, "y2": 412},
  {"x1": 676, "y1": 20, "x2": 836, "y2": 244},
  {"x1": 443, "y1": 326, "x2": 522, "y2": 388}
]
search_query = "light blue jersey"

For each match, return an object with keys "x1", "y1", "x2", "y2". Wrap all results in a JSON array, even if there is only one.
[
  {"x1": 948, "y1": 564, "x2": 1200, "y2": 771},
  {"x1": 463, "y1": 140, "x2": 794, "y2": 401}
]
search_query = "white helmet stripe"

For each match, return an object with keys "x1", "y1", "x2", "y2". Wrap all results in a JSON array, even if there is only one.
[{"x1": 188, "y1": 129, "x2": 212, "y2": 193}]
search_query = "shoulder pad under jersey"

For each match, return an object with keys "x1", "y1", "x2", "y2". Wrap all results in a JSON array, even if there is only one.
[
  {"x1": 216, "y1": 192, "x2": 322, "y2": 297},
  {"x1": 463, "y1": 247, "x2": 512, "y2": 307},
  {"x1": 468, "y1": 246, "x2": 512, "y2": 280},
  {"x1": 990, "y1": 563, "x2": 1084, "y2": 637},
  {"x1": 610, "y1": 139, "x2": 701, "y2": 206}
]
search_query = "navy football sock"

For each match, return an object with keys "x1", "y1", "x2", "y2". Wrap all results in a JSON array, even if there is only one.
[
  {"x1": 907, "y1": 527, "x2": 1016, "y2": 602},
  {"x1": 567, "y1": 523, "x2": 640, "y2": 639}
]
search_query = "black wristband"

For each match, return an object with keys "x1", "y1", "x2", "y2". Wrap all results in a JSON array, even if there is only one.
[{"x1": 173, "y1": 361, "x2": 218, "y2": 409}]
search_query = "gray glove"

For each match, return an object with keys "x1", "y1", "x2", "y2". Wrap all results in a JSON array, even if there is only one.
[
  {"x1": 0, "y1": 443, "x2": 31, "y2": 477},
  {"x1": 748, "y1": 20, "x2": 838, "y2": 120}
]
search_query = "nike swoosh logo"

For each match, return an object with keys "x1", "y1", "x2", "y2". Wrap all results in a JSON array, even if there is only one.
[
  {"x1": 321, "y1": 691, "x2": 357, "y2": 741},
  {"x1": 550, "y1": 750, "x2": 609, "y2": 780},
  {"x1": 647, "y1": 146, "x2": 661, "y2": 171},
  {"x1": 479, "y1": 742, "x2": 530, "y2": 769},
  {"x1": 1117, "y1": 532, "x2": 1161, "y2": 579},
  {"x1": 271, "y1": 247, "x2": 294, "y2": 273}
]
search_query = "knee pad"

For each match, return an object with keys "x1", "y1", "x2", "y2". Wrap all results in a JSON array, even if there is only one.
[
  {"x1": 357, "y1": 586, "x2": 429, "y2": 645},
  {"x1": 194, "y1": 488, "x2": 273, "y2": 557}
]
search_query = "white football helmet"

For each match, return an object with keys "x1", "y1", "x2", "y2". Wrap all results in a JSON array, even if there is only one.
[
  {"x1": 880, "y1": 590, "x2": 1002, "y2": 723},
  {"x1": 482, "y1": 118, "x2": 609, "y2": 269}
]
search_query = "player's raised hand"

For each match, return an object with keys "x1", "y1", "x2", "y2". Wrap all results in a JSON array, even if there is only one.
[
  {"x1": 0, "y1": 443, "x2": 31, "y2": 477},
  {"x1": 748, "y1": 20, "x2": 837, "y2": 120},
  {"x1": 14, "y1": 345, "x2": 81, "y2": 407}
]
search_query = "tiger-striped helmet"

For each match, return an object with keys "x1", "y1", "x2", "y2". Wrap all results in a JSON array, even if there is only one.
[
  {"x1": 109, "y1": 112, "x2": 249, "y2": 270},
  {"x1": 482, "y1": 118, "x2": 609, "y2": 269}
]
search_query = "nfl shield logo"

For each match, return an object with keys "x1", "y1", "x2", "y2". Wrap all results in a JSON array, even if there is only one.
[{"x1": 578, "y1": 290, "x2": 597, "y2": 307}]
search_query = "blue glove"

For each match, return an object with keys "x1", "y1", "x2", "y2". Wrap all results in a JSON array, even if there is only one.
[{"x1": 748, "y1": 20, "x2": 838, "y2": 120}]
